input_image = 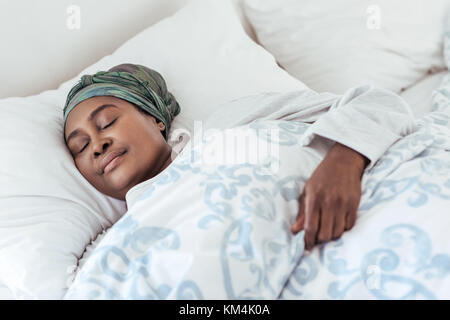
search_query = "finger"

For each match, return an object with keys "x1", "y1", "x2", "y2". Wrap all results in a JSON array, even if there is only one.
[
  {"x1": 316, "y1": 203, "x2": 334, "y2": 245},
  {"x1": 292, "y1": 193, "x2": 306, "y2": 233},
  {"x1": 332, "y1": 205, "x2": 347, "y2": 240},
  {"x1": 291, "y1": 215, "x2": 305, "y2": 234},
  {"x1": 304, "y1": 195, "x2": 319, "y2": 251},
  {"x1": 345, "y1": 206, "x2": 358, "y2": 231},
  {"x1": 345, "y1": 199, "x2": 359, "y2": 230}
]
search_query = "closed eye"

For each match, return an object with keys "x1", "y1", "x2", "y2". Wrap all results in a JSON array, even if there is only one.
[
  {"x1": 77, "y1": 118, "x2": 118, "y2": 154},
  {"x1": 102, "y1": 118, "x2": 117, "y2": 129},
  {"x1": 79, "y1": 142, "x2": 89, "y2": 154}
]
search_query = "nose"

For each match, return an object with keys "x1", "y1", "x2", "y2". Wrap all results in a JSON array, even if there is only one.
[{"x1": 93, "y1": 137, "x2": 112, "y2": 157}]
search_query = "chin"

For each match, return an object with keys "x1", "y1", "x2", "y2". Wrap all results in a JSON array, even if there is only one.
[{"x1": 106, "y1": 168, "x2": 135, "y2": 196}]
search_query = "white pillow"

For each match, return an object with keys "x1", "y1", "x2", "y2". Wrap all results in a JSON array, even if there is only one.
[
  {"x1": 244, "y1": 0, "x2": 450, "y2": 94},
  {"x1": 57, "y1": 0, "x2": 308, "y2": 144},
  {"x1": 0, "y1": 0, "x2": 306, "y2": 299},
  {"x1": 400, "y1": 71, "x2": 447, "y2": 118}
]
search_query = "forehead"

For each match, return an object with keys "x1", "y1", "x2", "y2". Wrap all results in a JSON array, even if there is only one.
[{"x1": 65, "y1": 96, "x2": 126, "y2": 133}]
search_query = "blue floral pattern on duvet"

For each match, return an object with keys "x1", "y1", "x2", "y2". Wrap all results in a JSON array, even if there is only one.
[
  {"x1": 281, "y1": 222, "x2": 450, "y2": 300},
  {"x1": 280, "y1": 128, "x2": 450, "y2": 299},
  {"x1": 64, "y1": 120, "x2": 313, "y2": 300},
  {"x1": 65, "y1": 24, "x2": 450, "y2": 299},
  {"x1": 280, "y1": 24, "x2": 450, "y2": 300}
]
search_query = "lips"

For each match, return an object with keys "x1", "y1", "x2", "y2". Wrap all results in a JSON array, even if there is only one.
[{"x1": 100, "y1": 150, "x2": 126, "y2": 174}]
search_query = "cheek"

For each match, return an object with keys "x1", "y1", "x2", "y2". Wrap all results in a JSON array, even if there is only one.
[
  {"x1": 76, "y1": 158, "x2": 111, "y2": 193},
  {"x1": 125, "y1": 122, "x2": 162, "y2": 150},
  {"x1": 127, "y1": 131, "x2": 166, "y2": 169},
  {"x1": 75, "y1": 156, "x2": 99, "y2": 183},
  {"x1": 74, "y1": 159, "x2": 88, "y2": 178}
]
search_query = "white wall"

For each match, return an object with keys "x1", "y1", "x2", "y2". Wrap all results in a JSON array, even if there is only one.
[{"x1": 0, "y1": 0, "x2": 256, "y2": 99}]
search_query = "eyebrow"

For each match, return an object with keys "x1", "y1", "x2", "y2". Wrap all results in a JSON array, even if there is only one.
[{"x1": 66, "y1": 104, "x2": 117, "y2": 144}]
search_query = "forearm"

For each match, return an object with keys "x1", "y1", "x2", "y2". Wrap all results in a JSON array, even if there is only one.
[{"x1": 301, "y1": 85, "x2": 416, "y2": 170}]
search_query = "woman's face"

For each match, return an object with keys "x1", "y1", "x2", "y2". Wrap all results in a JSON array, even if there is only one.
[{"x1": 64, "y1": 96, "x2": 172, "y2": 201}]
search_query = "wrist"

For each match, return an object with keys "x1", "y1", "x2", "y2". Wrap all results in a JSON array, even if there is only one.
[{"x1": 327, "y1": 143, "x2": 369, "y2": 173}]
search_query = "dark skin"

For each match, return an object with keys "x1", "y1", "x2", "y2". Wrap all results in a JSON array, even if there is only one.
[
  {"x1": 291, "y1": 143, "x2": 369, "y2": 250},
  {"x1": 65, "y1": 96, "x2": 369, "y2": 250},
  {"x1": 64, "y1": 96, "x2": 173, "y2": 201}
]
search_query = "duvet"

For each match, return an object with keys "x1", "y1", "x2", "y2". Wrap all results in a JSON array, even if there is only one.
[
  {"x1": 65, "y1": 22, "x2": 450, "y2": 298},
  {"x1": 65, "y1": 118, "x2": 320, "y2": 299},
  {"x1": 64, "y1": 74, "x2": 450, "y2": 299},
  {"x1": 279, "y1": 21, "x2": 450, "y2": 300},
  {"x1": 281, "y1": 96, "x2": 450, "y2": 299}
]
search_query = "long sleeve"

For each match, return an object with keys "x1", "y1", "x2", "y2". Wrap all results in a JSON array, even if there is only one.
[
  {"x1": 299, "y1": 85, "x2": 417, "y2": 170},
  {"x1": 202, "y1": 85, "x2": 417, "y2": 171}
]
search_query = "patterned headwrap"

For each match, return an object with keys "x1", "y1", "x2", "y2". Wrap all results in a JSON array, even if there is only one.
[{"x1": 63, "y1": 63, "x2": 180, "y2": 141}]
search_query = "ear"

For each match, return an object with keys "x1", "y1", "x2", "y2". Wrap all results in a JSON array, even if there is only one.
[{"x1": 157, "y1": 121, "x2": 165, "y2": 131}]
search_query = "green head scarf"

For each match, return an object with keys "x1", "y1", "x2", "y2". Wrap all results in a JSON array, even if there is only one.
[{"x1": 63, "y1": 63, "x2": 180, "y2": 141}]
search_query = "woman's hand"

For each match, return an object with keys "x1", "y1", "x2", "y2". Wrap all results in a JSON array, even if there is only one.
[{"x1": 291, "y1": 142, "x2": 369, "y2": 251}]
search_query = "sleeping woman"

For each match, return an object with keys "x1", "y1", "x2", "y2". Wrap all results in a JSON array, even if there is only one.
[{"x1": 63, "y1": 63, "x2": 413, "y2": 251}]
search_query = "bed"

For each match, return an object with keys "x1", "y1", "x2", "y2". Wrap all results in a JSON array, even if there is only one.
[
  {"x1": 1, "y1": 71, "x2": 447, "y2": 301},
  {"x1": 67, "y1": 70, "x2": 450, "y2": 300},
  {"x1": 0, "y1": 0, "x2": 449, "y2": 300}
]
